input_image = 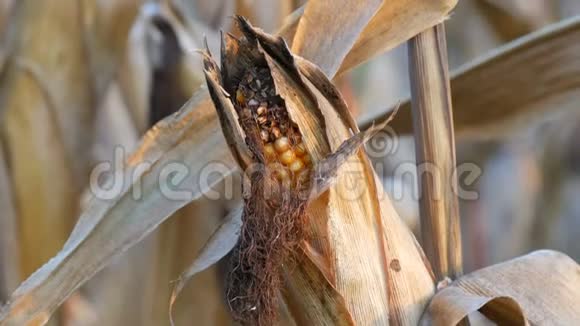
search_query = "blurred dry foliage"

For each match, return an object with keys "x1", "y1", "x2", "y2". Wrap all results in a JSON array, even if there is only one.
[{"x1": 0, "y1": 0, "x2": 579, "y2": 325}]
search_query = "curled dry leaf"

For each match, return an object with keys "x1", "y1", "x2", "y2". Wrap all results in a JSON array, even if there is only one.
[
  {"x1": 422, "y1": 250, "x2": 580, "y2": 325},
  {"x1": 291, "y1": 0, "x2": 384, "y2": 77},
  {"x1": 0, "y1": 4, "x2": 453, "y2": 322},
  {"x1": 361, "y1": 16, "x2": 580, "y2": 139}
]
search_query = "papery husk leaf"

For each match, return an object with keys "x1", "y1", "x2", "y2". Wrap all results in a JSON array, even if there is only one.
[
  {"x1": 279, "y1": 0, "x2": 458, "y2": 76},
  {"x1": 291, "y1": 0, "x2": 383, "y2": 77},
  {"x1": 0, "y1": 89, "x2": 235, "y2": 325},
  {"x1": 203, "y1": 45, "x2": 252, "y2": 169},
  {"x1": 297, "y1": 56, "x2": 434, "y2": 326},
  {"x1": 361, "y1": 16, "x2": 580, "y2": 139},
  {"x1": 422, "y1": 250, "x2": 580, "y2": 325},
  {"x1": 310, "y1": 109, "x2": 399, "y2": 197},
  {"x1": 283, "y1": 249, "x2": 355, "y2": 326}
]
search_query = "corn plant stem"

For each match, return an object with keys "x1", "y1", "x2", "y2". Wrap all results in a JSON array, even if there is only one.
[{"x1": 408, "y1": 23, "x2": 463, "y2": 280}]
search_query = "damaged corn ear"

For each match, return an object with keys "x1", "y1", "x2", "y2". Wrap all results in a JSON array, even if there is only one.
[
  {"x1": 202, "y1": 17, "x2": 318, "y2": 326},
  {"x1": 202, "y1": 16, "x2": 398, "y2": 326}
]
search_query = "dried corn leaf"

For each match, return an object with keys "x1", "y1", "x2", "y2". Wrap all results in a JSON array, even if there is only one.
[
  {"x1": 280, "y1": 0, "x2": 457, "y2": 76},
  {"x1": 422, "y1": 250, "x2": 580, "y2": 325},
  {"x1": 291, "y1": 0, "x2": 383, "y2": 76},
  {"x1": 361, "y1": 16, "x2": 580, "y2": 138}
]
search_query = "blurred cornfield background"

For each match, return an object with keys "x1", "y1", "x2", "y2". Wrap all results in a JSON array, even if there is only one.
[{"x1": 0, "y1": 0, "x2": 579, "y2": 325}]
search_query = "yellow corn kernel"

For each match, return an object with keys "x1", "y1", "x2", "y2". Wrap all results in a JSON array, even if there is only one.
[
  {"x1": 279, "y1": 150, "x2": 296, "y2": 165},
  {"x1": 288, "y1": 159, "x2": 305, "y2": 172},
  {"x1": 274, "y1": 137, "x2": 290, "y2": 153}
]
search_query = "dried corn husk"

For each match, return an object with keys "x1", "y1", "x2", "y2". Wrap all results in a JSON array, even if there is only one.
[
  {"x1": 421, "y1": 250, "x2": 580, "y2": 325},
  {"x1": 169, "y1": 18, "x2": 433, "y2": 325}
]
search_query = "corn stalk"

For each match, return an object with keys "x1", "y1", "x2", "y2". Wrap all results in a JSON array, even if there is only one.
[{"x1": 408, "y1": 23, "x2": 462, "y2": 279}]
